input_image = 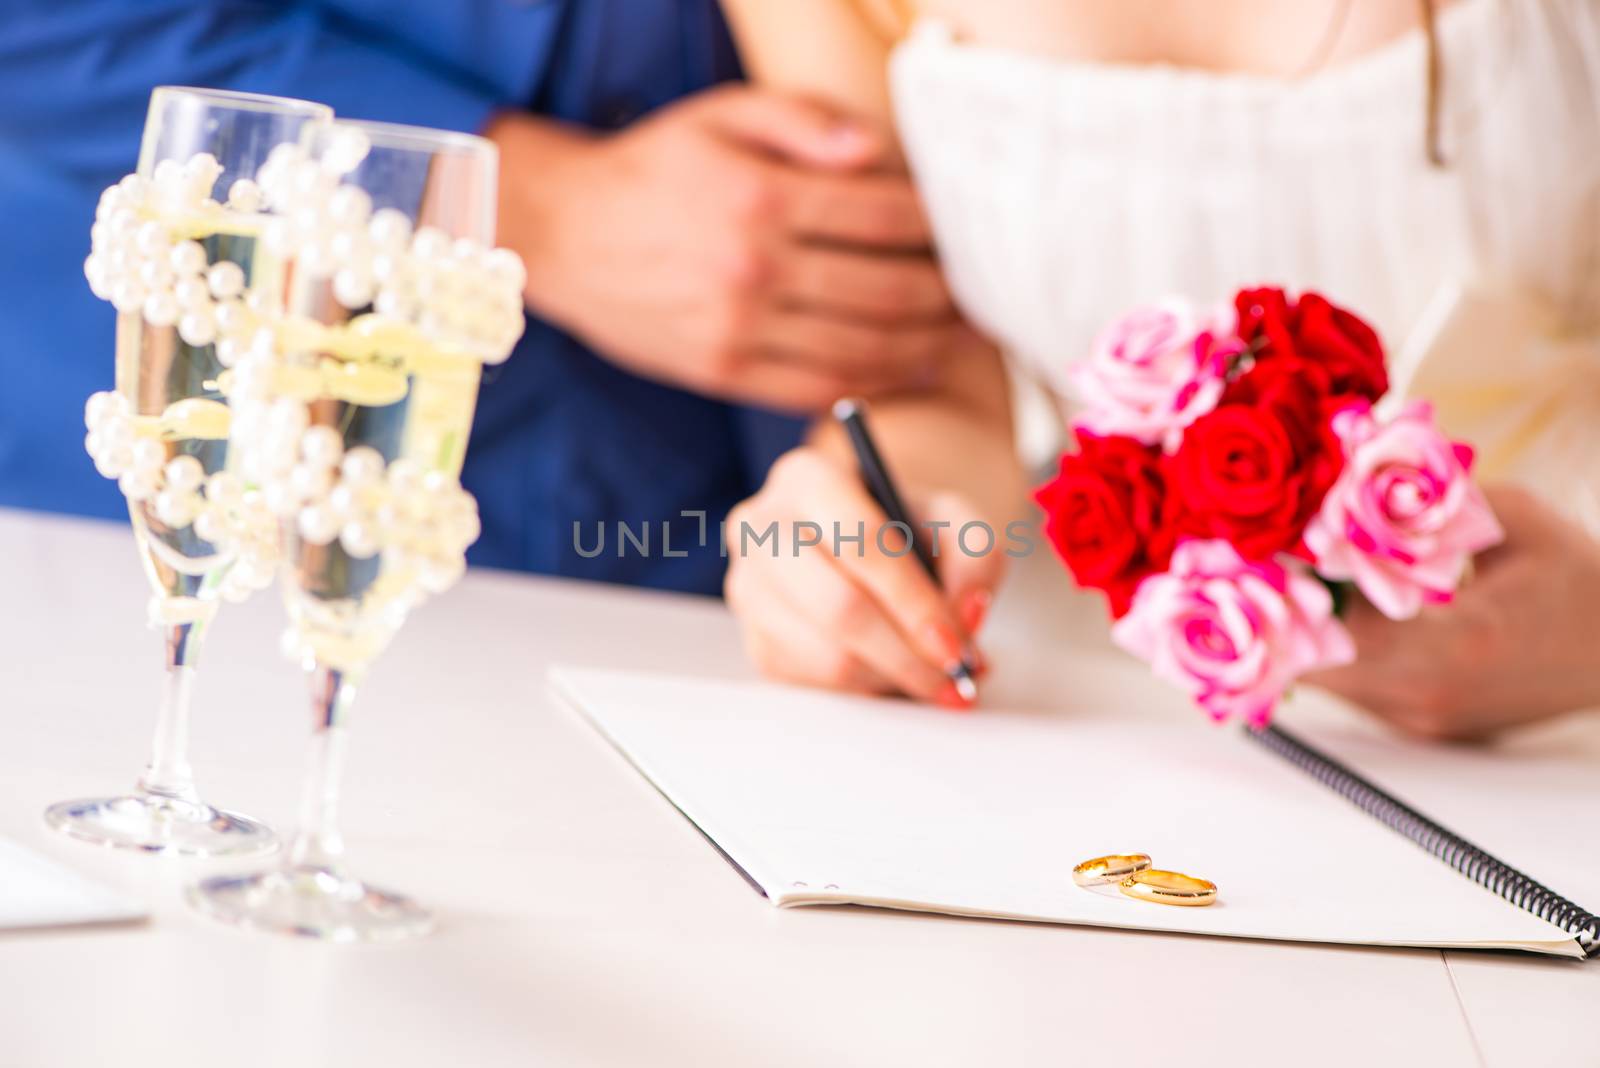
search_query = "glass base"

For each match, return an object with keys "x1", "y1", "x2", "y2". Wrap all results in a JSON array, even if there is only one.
[
  {"x1": 43, "y1": 792, "x2": 276, "y2": 858},
  {"x1": 187, "y1": 866, "x2": 433, "y2": 942}
]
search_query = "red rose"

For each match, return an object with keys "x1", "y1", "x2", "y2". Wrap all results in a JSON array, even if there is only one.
[
  {"x1": 1035, "y1": 432, "x2": 1172, "y2": 617},
  {"x1": 1167, "y1": 372, "x2": 1345, "y2": 560},
  {"x1": 1235, "y1": 287, "x2": 1389, "y2": 402}
]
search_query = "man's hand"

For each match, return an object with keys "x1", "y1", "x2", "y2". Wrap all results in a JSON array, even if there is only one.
[
  {"x1": 1308, "y1": 486, "x2": 1600, "y2": 740},
  {"x1": 488, "y1": 86, "x2": 963, "y2": 412}
]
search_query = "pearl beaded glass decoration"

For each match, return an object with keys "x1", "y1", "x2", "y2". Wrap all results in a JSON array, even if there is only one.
[
  {"x1": 83, "y1": 390, "x2": 279, "y2": 605},
  {"x1": 81, "y1": 151, "x2": 290, "y2": 603},
  {"x1": 85, "y1": 154, "x2": 284, "y2": 375},
  {"x1": 252, "y1": 139, "x2": 527, "y2": 366}
]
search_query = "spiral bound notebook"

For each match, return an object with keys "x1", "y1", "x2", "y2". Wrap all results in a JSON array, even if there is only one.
[{"x1": 552, "y1": 666, "x2": 1599, "y2": 959}]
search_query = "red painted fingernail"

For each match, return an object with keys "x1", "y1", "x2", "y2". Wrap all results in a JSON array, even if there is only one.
[
  {"x1": 935, "y1": 680, "x2": 974, "y2": 711},
  {"x1": 959, "y1": 589, "x2": 992, "y2": 636}
]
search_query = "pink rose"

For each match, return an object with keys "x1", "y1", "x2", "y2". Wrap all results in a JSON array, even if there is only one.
[
  {"x1": 1070, "y1": 300, "x2": 1243, "y2": 451},
  {"x1": 1304, "y1": 401, "x2": 1504, "y2": 620},
  {"x1": 1111, "y1": 540, "x2": 1356, "y2": 726}
]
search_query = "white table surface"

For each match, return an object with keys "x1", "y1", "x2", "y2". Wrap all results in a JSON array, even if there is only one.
[{"x1": 0, "y1": 507, "x2": 1592, "y2": 1068}]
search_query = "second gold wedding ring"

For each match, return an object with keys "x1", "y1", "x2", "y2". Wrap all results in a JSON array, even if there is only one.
[
  {"x1": 1118, "y1": 869, "x2": 1218, "y2": 907},
  {"x1": 1072, "y1": 854, "x2": 1153, "y2": 887}
]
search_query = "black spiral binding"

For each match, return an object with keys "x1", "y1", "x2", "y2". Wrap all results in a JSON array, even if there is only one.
[{"x1": 1247, "y1": 723, "x2": 1599, "y2": 959}]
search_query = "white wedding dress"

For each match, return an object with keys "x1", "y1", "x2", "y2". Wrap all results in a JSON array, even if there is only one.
[{"x1": 890, "y1": 0, "x2": 1600, "y2": 530}]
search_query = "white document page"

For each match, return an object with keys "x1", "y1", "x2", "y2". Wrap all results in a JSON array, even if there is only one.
[
  {"x1": 552, "y1": 667, "x2": 1592, "y2": 958},
  {"x1": 0, "y1": 838, "x2": 146, "y2": 930}
]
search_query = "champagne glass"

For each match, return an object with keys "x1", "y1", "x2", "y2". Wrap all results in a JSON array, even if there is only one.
[
  {"x1": 53, "y1": 89, "x2": 333, "y2": 855},
  {"x1": 189, "y1": 120, "x2": 524, "y2": 939}
]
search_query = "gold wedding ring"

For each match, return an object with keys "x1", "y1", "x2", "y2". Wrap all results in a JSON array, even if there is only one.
[
  {"x1": 1072, "y1": 854, "x2": 1153, "y2": 887},
  {"x1": 1118, "y1": 869, "x2": 1218, "y2": 907}
]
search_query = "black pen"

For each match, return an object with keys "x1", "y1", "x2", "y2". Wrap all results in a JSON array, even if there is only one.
[{"x1": 833, "y1": 397, "x2": 979, "y2": 702}]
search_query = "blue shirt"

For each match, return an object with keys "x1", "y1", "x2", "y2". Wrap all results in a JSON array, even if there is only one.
[{"x1": 0, "y1": 0, "x2": 802, "y2": 594}]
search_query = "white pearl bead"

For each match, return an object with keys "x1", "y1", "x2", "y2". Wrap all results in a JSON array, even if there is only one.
[
  {"x1": 332, "y1": 268, "x2": 374, "y2": 309},
  {"x1": 326, "y1": 484, "x2": 356, "y2": 517},
  {"x1": 297, "y1": 504, "x2": 340, "y2": 546},
  {"x1": 142, "y1": 292, "x2": 179, "y2": 328},
  {"x1": 118, "y1": 173, "x2": 149, "y2": 200},
  {"x1": 226, "y1": 178, "x2": 263, "y2": 213},
  {"x1": 108, "y1": 207, "x2": 138, "y2": 237},
  {"x1": 163, "y1": 454, "x2": 205, "y2": 493},
  {"x1": 85, "y1": 391, "x2": 122, "y2": 427},
  {"x1": 170, "y1": 241, "x2": 207, "y2": 277},
  {"x1": 245, "y1": 289, "x2": 273, "y2": 316},
  {"x1": 289, "y1": 461, "x2": 333, "y2": 500},
  {"x1": 339, "y1": 446, "x2": 385, "y2": 488},
  {"x1": 100, "y1": 417, "x2": 133, "y2": 450},
  {"x1": 339, "y1": 521, "x2": 379, "y2": 559},
  {"x1": 263, "y1": 482, "x2": 299, "y2": 518},
  {"x1": 292, "y1": 159, "x2": 332, "y2": 201},
  {"x1": 183, "y1": 152, "x2": 221, "y2": 182},
  {"x1": 299, "y1": 241, "x2": 333, "y2": 277},
  {"x1": 205, "y1": 471, "x2": 240, "y2": 503},
  {"x1": 447, "y1": 512, "x2": 482, "y2": 548},
  {"x1": 206, "y1": 261, "x2": 245, "y2": 300},
  {"x1": 154, "y1": 490, "x2": 188, "y2": 527},
  {"x1": 268, "y1": 397, "x2": 310, "y2": 432},
  {"x1": 134, "y1": 220, "x2": 167, "y2": 256},
  {"x1": 131, "y1": 438, "x2": 166, "y2": 473},
  {"x1": 386, "y1": 458, "x2": 421, "y2": 495},
  {"x1": 152, "y1": 159, "x2": 183, "y2": 190},
  {"x1": 450, "y1": 237, "x2": 478, "y2": 262},
  {"x1": 300, "y1": 425, "x2": 345, "y2": 467},
  {"x1": 84, "y1": 255, "x2": 111, "y2": 300},
  {"x1": 368, "y1": 209, "x2": 412, "y2": 251},
  {"x1": 411, "y1": 227, "x2": 449, "y2": 261},
  {"x1": 173, "y1": 277, "x2": 209, "y2": 309},
  {"x1": 213, "y1": 299, "x2": 244, "y2": 333},
  {"x1": 193, "y1": 508, "x2": 224, "y2": 544},
  {"x1": 137, "y1": 257, "x2": 173, "y2": 291},
  {"x1": 486, "y1": 248, "x2": 527, "y2": 290},
  {"x1": 111, "y1": 279, "x2": 147, "y2": 314},
  {"x1": 328, "y1": 186, "x2": 372, "y2": 227},
  {"x1": 321, "y1": 127, "x2": 371, "y2": 175},
  {"x1": 266, "y1": 142, "x2": 303, "y2": 173},
  {"x1": 373, "y1": 289, "x2": 413, "y2": 320},
  {"x1": 178, "y1": 310, "x2": 217, "y2": 347},
  {"x1": 419, "y1": 555, "x2": 466, "y2": 593},
  {"x1": 118, "y1": 471, "x2": 157, "y2": 501}
]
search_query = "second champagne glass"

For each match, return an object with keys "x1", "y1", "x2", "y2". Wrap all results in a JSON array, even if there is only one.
[
  {"x1": 189, "y1": 120, "x2": 525, "y2": 939},
  {"x1": 52, "y1": 88, "x2": 332, "y2": 855}
]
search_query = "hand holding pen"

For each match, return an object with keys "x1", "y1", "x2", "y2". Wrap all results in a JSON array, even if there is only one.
[{"x1": 722, "y1": 399, "x2": 999, "y2": 709}]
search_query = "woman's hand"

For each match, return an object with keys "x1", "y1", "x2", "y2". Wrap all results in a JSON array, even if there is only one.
[
  {"x1": 724, "y1": 446, "x2": 1006, "y2": 707},
  {"x1": 1308, "y1": 486, "x2": 1600, "y2": 740}
]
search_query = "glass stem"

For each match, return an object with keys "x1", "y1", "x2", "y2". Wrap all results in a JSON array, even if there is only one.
[
  {"x1": 135, "y1": 621, "x2": 204, "y2": 804},
  {"x1": 289, "y1": 664, "x2": 359, "y2": 872}
]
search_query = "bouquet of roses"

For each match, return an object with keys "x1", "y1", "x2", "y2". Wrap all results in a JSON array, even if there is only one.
[{"x1": 1035, "y1": 287, "x2": 1504, "y2": 726}]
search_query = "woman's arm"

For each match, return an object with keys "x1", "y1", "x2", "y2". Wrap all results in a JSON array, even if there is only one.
[
  {"x1": 720, "y1": 0, "x2": 1026, "y2": 706},
  {"x1": 721, "y1": 0, "x2": 900, "y2": 126},
  {"x1": 724, "y1": 0, "x2": 1022, "y2": 521}
]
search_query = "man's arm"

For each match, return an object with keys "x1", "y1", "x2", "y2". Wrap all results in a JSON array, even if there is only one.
[{"x1": 0, "y1": 0, "x2": 532, "y2": 180}]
